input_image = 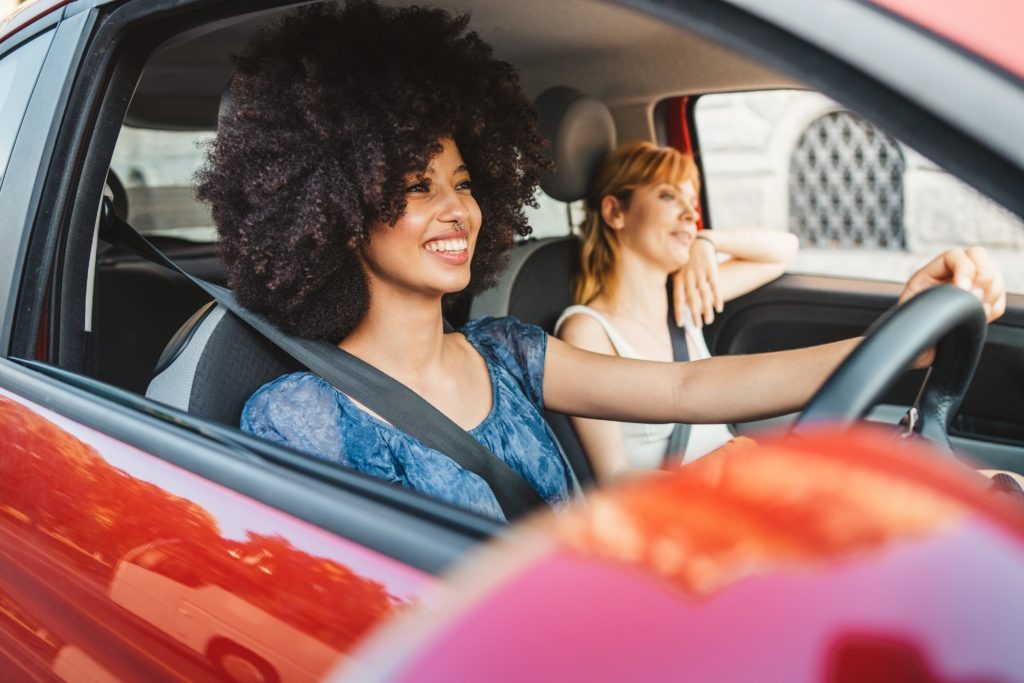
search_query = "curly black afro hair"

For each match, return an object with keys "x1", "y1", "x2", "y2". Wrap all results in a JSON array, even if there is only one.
[{"x1": 196, "y1": 1, "x2": 549, "y2": 341}]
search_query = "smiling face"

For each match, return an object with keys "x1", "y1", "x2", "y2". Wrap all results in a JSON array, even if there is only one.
[
  {"x1": 359, "y1": 138, "x2": 483, "y2": 301},
  {"x1": 614, "y1": 179, "x2": 700, "y2": 273}
]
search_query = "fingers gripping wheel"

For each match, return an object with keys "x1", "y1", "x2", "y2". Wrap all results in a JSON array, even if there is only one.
[{"x1": 793, "y1": 286, "x2": 986, "y2": 452}]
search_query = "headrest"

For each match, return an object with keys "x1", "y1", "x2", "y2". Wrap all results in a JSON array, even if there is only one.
[{"x1": 535, "y1": 87, "x2": 616, "y2": 202}]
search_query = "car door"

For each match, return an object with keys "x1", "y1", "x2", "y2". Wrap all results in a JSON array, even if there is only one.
[{"x1": 0, "y1": 3, "x2": 493, "y2": 680}]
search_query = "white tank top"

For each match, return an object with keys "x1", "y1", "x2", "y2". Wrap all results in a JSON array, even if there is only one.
[{"x1": 554, "y1": 305, "x2": 733, "y2": 469}]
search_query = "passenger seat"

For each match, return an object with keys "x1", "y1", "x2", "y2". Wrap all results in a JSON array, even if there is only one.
[{"x1": 469, "y1": 86, "x2": 617, "y2": 488}]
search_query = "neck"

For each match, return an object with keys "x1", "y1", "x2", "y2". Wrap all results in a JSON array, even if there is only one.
[
  {"x1": 340, "y1": 285, "x2": 448, "y2": 378},
  {"x1": 603, "y1": 249, "x2": 671, "y2": 324}
]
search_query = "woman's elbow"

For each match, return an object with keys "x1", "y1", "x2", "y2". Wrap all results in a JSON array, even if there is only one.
[{"x1": 778, "y1": 231, "x2": 800, "y2": 264}]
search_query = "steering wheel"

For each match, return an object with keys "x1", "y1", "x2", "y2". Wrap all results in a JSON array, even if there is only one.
[{"x1": 792, "y1": 285, "x2": 987, "y2": 452}]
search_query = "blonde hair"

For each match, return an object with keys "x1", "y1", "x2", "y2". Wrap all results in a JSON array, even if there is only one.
[{"x1": 575, "y1": 142, "x2": 701, "y2": 306}]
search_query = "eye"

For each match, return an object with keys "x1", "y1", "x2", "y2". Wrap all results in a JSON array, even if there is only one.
[
  {"x1": 456, "y1": 178, "x2": 473, "y2": 192},
  {"x1": 405, "y1": 180, "x2": 430, "y2": 193},
  {"x1": 660, "y1": 191, "x2": 675, "y2": 201}
]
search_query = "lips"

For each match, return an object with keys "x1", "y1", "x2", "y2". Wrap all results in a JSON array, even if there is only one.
[
  {"x1": 423, "y1": 233, "x2": 470, "y2": 266},
  {"x1": 670, "y1": 230, "x2": 695, "y2": 246}
]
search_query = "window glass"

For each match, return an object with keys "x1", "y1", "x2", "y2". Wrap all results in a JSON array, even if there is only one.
[
  {"x1": 694, "y1": 90, "x2": 1024, "y2": 294},
  {"x1": 110, "y1": 127, "x2": 216, "y2": 241},
  {"x1": 0, "y1": 30, "x2": 54, "y2": 183},
  {"x1": 524, "y1": 189, "x2": 582, "y2": 240}
]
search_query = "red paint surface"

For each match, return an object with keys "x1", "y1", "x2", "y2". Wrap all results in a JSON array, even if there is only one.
[
  {"x1": 0, "y1": 389, "x2": 430, "y2": 681},
  {"x1": 388, "y1": 518, "x2": 1024, "y2": 682},
  {"x1": 664, "y1": 96, "x2": 692, "y2": 154},
  {"x1": 365, "y1": 430, "x2": 1024, "y2": 682},
  {"x1": 867, "y1": 0, "x2": 1024, "y2": 80},
  {"x1": 663, "y1": 95, "x2": 704, "y2": 230}
]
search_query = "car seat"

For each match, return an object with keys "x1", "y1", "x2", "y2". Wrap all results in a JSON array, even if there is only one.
[
  {"x1": 146, "y1": 299, "x2": 303, "y2": 425},
  {"x1": 469, "y1": 86, "x2": 617, "y2": 488},
  {"x1": 143, "y1": 89, "x2": 305, "y2": 424},
  {"x1": 92, "y1": 170, "x2": 217, "y2": 393}
]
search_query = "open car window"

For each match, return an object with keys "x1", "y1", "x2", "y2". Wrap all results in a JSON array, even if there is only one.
[{"x1": 693, "y1": 90, "x2": 1024, "y2": 294}]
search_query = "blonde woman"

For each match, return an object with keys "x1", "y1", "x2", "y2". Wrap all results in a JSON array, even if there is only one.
[{"x1": 556, "y1": 142, "x2": 799, "y2": 480}]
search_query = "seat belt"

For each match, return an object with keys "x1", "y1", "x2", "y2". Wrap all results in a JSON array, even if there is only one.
[
  {"x1": 99, "y1": 204, "x2": 546, "y2": 521},
  {"x1": 664, "y1": 292, "x2": 692, "y2": 465}
]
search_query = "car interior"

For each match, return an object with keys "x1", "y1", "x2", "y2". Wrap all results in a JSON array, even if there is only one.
[{"x1": 14, "y1": 0, "x2": 1024, "y2": 525}]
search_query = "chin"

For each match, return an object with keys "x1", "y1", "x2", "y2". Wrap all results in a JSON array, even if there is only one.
[
  {"x1": 438, "y1": 273, "x2": 472, "y2": 296},
  {"x1": 667, "y1": 254, "x2": 690, "y2": 272}
]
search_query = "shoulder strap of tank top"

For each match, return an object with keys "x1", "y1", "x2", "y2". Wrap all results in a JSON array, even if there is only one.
[{"x1": 554, "y1": 305, "x2": 641, "y2": 358}]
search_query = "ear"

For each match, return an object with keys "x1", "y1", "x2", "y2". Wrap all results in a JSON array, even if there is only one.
[{"x1": 600, "y1": 195, "x2": 627, "y2": 230}]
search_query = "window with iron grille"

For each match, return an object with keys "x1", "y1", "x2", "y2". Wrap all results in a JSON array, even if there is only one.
[{"x1": 789, "y1": 112, "x2": 906, "y2": 249}]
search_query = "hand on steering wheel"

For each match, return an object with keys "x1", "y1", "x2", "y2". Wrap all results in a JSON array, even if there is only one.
[{"x1": 899, "y1": 246, "x2": 1006, "y2": 322}]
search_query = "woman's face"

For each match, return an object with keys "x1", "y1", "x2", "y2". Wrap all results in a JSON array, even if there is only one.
[
  {"x1": 616, "y1": 180, "x2": 700, "y2": 273},
  {"x1": 360, "y1": 138, "x2": 482, "y2": 300}
]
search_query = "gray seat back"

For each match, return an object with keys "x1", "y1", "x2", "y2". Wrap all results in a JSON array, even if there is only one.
[
  {"x1": 146, "y1": 302, "x2": 302, "y2": 426},
  {"x1": 145, "y1": 82, "x2": 304, "y2": 425}
]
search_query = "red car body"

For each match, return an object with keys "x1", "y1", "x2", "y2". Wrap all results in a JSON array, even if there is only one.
[
  {"x1": 869, "y1": 0, "x2": 1024, "y2": 80},
  {"x1": 352, "y1": 430, "x2": 1024, "y2": 682},
  {"x1": 0, "y1": 389, "x2": 430, "y2": 681}
]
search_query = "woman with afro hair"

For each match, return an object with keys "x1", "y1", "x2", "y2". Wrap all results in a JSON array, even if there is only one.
[{"x1": 200, "y1": 1, "x2": 1006, "y2": 521}]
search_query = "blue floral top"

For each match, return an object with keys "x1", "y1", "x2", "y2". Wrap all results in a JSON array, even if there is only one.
[{"x1": 240, "y1": 317, "x2": 572, "y2": 521}]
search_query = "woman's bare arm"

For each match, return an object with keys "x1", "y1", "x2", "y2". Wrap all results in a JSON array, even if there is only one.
[
  {"x1": 703, "y1": 229, "x2": 799, "y2": 303},
  {"x1": 674, "y1": 229, "x2": 798, "y2": 327},
  {"x1": 550, "y1": 247, "x2": 1006, "y2": 428},
  {"x1": 543, "y1": 333, "x2": 859, "y2": 424}
]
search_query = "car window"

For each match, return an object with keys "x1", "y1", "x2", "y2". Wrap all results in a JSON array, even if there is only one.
[
  {"x1": 0, "y1": 29, "x2": 54, "y2": 184},
  {"x1": 109, "y1": 126, "x2": 216, "y2": 241},
  {"x1": 524, "y1": 189, "x2": 583, "y2": 240},
  {"x1": 693, "y1": 90, "x2": 1024, "y2": 294}
]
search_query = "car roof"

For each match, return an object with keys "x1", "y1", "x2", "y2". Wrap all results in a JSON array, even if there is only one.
[
  {"x1": 125, "y1": 0, "x2": 798, "y2": 130},
  {"x1": 10, "y1": 0, "x2": 1021, "y2": 216}
]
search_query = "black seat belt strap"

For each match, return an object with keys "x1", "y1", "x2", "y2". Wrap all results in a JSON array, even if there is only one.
[
  {"x1": 100, "y1": 206, "x2": 546, "y2": 520},
  {"x1": 664, "y1": 288, "x2": 692, "y2": 465}
]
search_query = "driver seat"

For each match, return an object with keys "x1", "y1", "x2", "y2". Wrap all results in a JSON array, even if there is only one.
[{"x1": 144, "y1": 88, "x2": 307, "y2": 424}]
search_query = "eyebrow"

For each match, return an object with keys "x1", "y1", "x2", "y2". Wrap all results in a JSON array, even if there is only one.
[
  {"x1": 657, "y1": 182, "x2": 692, "y2": 192},
  {"x1": 418, "y1": 163, "x2": 469, "y2": 178}
]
